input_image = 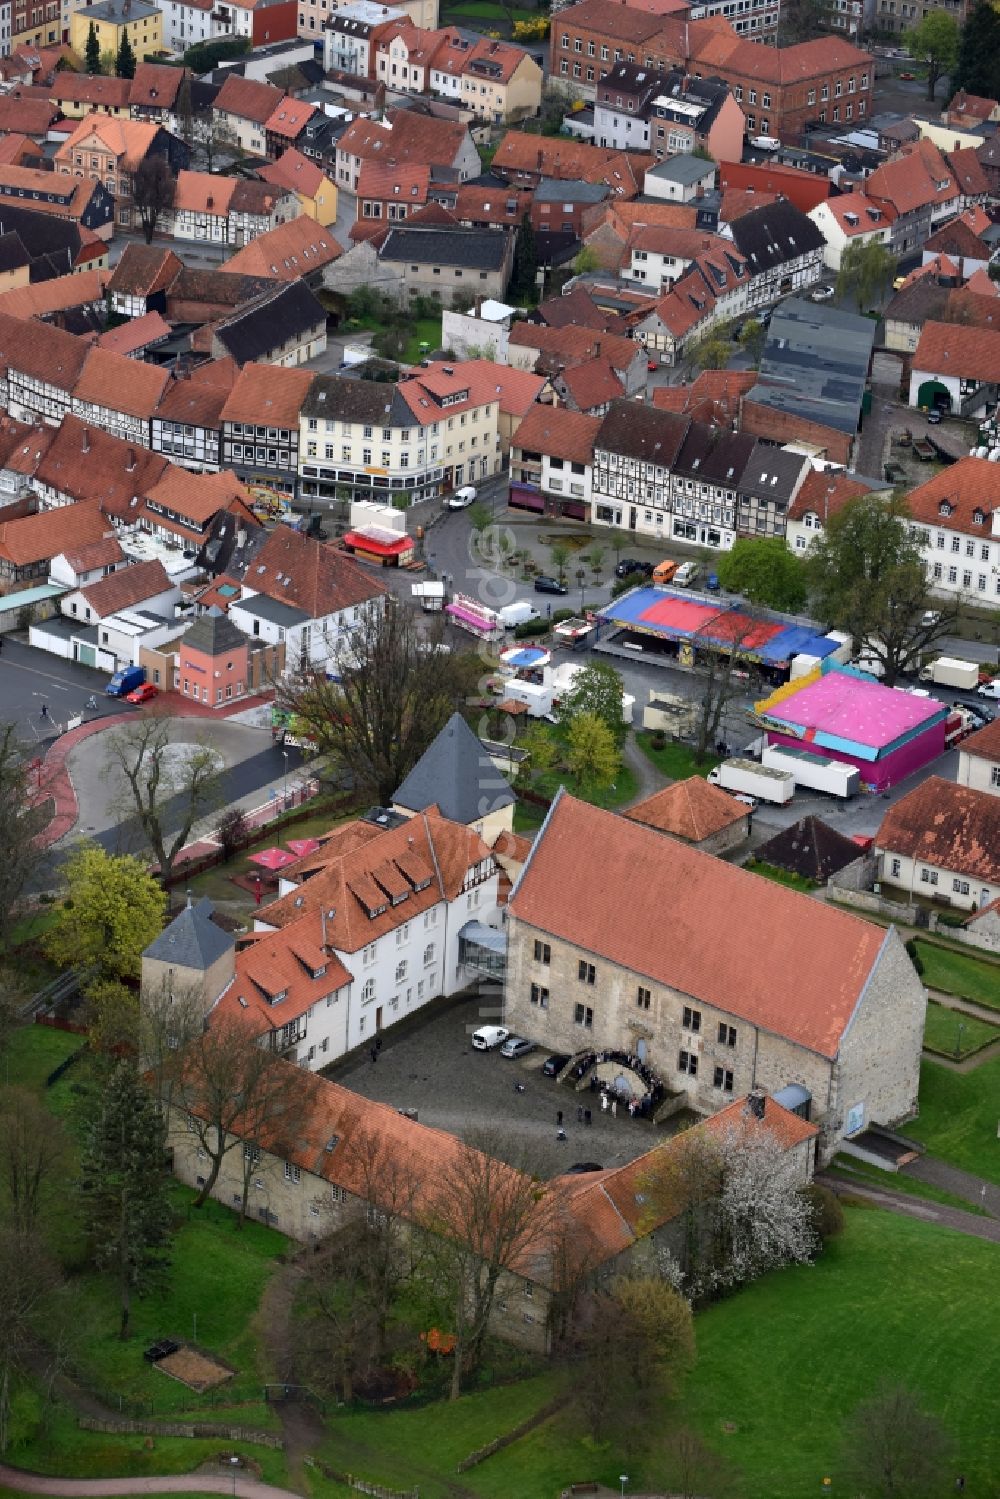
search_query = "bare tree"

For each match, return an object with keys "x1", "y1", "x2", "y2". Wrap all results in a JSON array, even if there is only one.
[
  {"x1": 277, "y1": 600, "x2": 485, "y2": 806},
  {"x1": 0, "y1": 1227, "x2": 60, "y2": 1453},
  {"x1": 422, "y1": 1129, "x2": 551, "y2": 1400},
  {"x1": 103, "y1": 711, "x2": 223, "y2": 884},
  {"x1": 140, "y1": 970, "x2": 206, "y2": 1122},
  {"x1": 132, "y1": 155, "x2": 176, "y2": 245},
  {"x1": 840, "y1": 1384, "x2": 952, "y2": 1497},
  {"x1": 0, "y1": 722, "x2": 49, "y2": 952},
  {"x1": 655, "y1": 1425, "x2": 741, "y2": 1499},
  {"x1": 690, "y1": 611, "x2": 760, "y2": 764},
  {"x1": 0, "y1": 1088, "x2": 70, "y2": 1239},
  {"x1": 173, "y1": 1016, "x2": 300, "y2": 1210},
  {"x1": 233, "y1": 1061, "x2": 308, "y2": 1230}
]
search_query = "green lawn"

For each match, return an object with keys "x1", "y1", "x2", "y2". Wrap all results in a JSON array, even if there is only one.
[
  {"x1": 912, "y1": 939, "x2": 1000, "y2": 1012},
  {"x1": 184, "y1": 804, "x2": 355, "y2": 906},
  {"x1": 442, "y1": 0, "x2": 538, "y2": 18},
  {"x1": 745, "y1": 859, "x2": 817, "y2": 894},
  {"x1": 681, "y1": 1208, "x2": 1000, "y2": 1497},
  {"x1": 400, "y1": 316, "x2": 442, "y2": 364},
  {"x1": 3, "y1": 1024, "x2": 83, "y2": 1091},
  {"x1": 531, "y1": 759, "x2": 638, "y2": 812},
  {"x1": 922, "y1": 998, "x2": 1000, "y2": 1059},
  {"x1": 35, "y1": 1186, "x2": 287, "y2": 1419},
  {"x1": 905, "y1": 1054, "x2": 1000, "y2": 1185},
  {"x1": 635, "y1": 730, "x2": 719, "y2": 781}
]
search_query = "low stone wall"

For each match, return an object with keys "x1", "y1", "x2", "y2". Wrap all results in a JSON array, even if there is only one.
[
  {"x1": 77, "y1": 1416, "x2": 283, "y2": 1448},
  {"x1": 456, "y1": 1395, "x2": 566, "y2": 1473},
  {"x1": 308, "y1": 1457, "x2": 417, "y2": 1499},
  {"x1": 826, "y1": 885, "x2": 920, "y2": 924}
]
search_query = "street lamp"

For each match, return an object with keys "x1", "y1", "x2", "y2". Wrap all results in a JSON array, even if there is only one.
[
  {"x1": 619, "y1": 1476, "x2": 628, "y2": 1498},
  {"x1": 955, "y1": 1020, "x2": 966, "y2": 1060},
  {"x1": 576, "y1": 567, "x2": 587, "y2": 615},
  {"x1": 282, "y1": 749, "x2": 289, "y2": 810}
]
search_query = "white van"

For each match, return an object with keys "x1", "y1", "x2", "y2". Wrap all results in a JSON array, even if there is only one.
[
  {"x1": 472, "y1": 1025, "x2": 509, "y2": 1050},
  {"x1": 673, "y1": 561, "x2": 701, "y2": 587}
]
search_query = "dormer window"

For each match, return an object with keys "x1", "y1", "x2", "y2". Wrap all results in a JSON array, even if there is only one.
[
  {"x1": 939, "y1": 501, "x2": 953, "y2": 517},
  {"x1": 268, "y1": 989, "x2": 288, "y2": 1006},
  {"x1": 973, "y1": 509, "x2": 985, "y2": 524}
]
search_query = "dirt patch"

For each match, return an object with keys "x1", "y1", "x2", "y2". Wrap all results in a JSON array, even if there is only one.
[{"x1": 157, "y1": 1346, "x2": 235, "y2": 1393}]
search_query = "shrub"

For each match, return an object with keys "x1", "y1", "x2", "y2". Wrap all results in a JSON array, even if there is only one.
[
  {"x1": 552, "y1": 607, "x2": 576, "y2": 623},
  {"x1": 803, "y1": 1183, "x2": 845, "y2": 1246},
  {"x1": 513, "y1": 618, "x2": 551, "y2": 639},
  {"x1": 906, "y1": 938, "x2": 924, "y2": 976},
  {"x1": 650, "y1": 732, "x2": 666, "y2": 751}
]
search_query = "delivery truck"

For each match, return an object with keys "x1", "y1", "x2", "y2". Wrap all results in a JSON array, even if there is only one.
[
  {"x1": 918, "y1": 657, "x2": 980, "y2": 690},
  {"x1": 762, "y1": 744, "x2": 860, "y2": 798},
  {"x1": 499, "y1": 600, "x2": 541, "y2": 630},
  {"x1": 106, "y1": 665, "x2": 146, "y2": 697},
  {"x1": 708, "y1": 758, "x2": 795, "y2": 804}
]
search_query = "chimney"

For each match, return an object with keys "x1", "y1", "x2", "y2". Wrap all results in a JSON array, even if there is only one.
[
  {"x1": 746, "y1": 1088, "x2": 766, "y2": 1122},
  {"x1": 82, "y1": 427, "x2": 90, "y2": 454},
  {"x1": 320, "y1": 908, "x2": 327, "y2": 949}
]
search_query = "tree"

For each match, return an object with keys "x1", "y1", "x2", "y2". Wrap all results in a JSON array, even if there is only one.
[
  {"x1": 555, "y1": 659, "x2": 626, "y2": 744},
  {"x1": 173, "y1": 1015, "x2": 302, "y2": 1210},
  {"x1": 131, "y1": 154, "x2": 175, "y2": 244},
  {"x1": 512, "y1": 213, "x2": 537, "y2": 299},
  {"x1": 216, "y1": 806, "x2": 249, "y2": 862},
  {"x1": 103, "y1": 712, "x2": 222, "y2": 884},
  {"x1": 953, "y1": 1, "x2": 1000, "y2": 98},
  {"x1": 80, "y1": 1061, "x2": 173, "y2": 1338},
  {"x1": 840, "y1": 1385, "x2": 952, "y2": 1497},
  {"x1": 0, "y1": 722, "x2": 49, "y2": 952},
  {"x1": 836, "y1": 238, "x2": 897, "y2": 311},
  {"x1": 654, "y1": 1426, "x2": 740, "y2": 1499},
  {"x1": 277, "y1": 601, "x2": 483, "y2": 806},
  {"x1": 584, "y1": 542, "x2": 606, "y2": 583},
  {"x1": 0, "y1": 1088, "x2": 69, "y2": 1240},
  {"x1": 516, "y1": 721, "x2": 559, "y2": 790},
  {"x1": 115, "y1": 29, "x2": 136, "y2": 78},
  {"x1": 84, "y1": 977, "x2": 140, "y2": 1068},
  {"x1": 572, "y1": 245, "x2": 600, "y2": 276},
  {"x1": 466, "y1": 500, "x2": 492, "y2": 535},
  {"x1": 139, "y1": 969, "x2": 206, "y2": 1122},
  {"x1": 690, "y1": 611, "x2": 760, "y2": 764},
  {"x1": 0, "y1": 1228, "x2": 59, "y2": 1453},
  {"x1": 84, "y1": 20, "x2": 101, "y2": 73},
  {"x1": 716, "y1": 537, "x2": 808, "y2": 612},
  {"x1": 423, "y1": 1129, "x2": 551, "y2": 1399},
  {"x1": 549, "y1": 540, "x2": 572, "y2": 582},
  {"x1": 46, "y1": 845, "x2": 166, "y2": 981},
  {"x1": 777, "y1": 0, "x2": 826, "y2": 42},
  {"x1": 565, "y1": 712, "x2": 621, "y2": 793},
  {"x1": 567, "y1": 1277, "x2": 695, "y2": 1448},
  {"x1": 737, "y1": 316, "x2": 766, "y2": 367},
  {"x1": 688, "y1": 330, "x2": 730, "y2": 372},
  {"x1": 808, "y1": 492, "x2": 958, "y2": 684},
  {"x1": 906, "y1": 10, "x2": 959, "y2": 100}
]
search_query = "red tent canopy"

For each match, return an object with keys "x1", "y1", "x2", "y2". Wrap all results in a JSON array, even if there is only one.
[{"x1": 248, "y1": 847, "x2": 297, "y2": 871}]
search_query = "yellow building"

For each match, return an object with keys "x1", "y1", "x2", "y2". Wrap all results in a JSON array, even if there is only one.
[
  {"x1": 258, "y1": 147, "x2": 338, "y2": 227},
  {"x1": 70, "y1": 0, "x2": 163, "y2": 65}
]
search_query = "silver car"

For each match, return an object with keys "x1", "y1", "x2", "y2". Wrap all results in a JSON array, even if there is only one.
[{"x1": 500, "y1": 1036, "x2": 536, "y2": 1059}]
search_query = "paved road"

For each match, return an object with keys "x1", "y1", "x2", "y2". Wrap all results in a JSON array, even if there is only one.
[
  {"x1": 0, "y1": 1466, "x2": 302, "y2": 1499},
  {"x1": 821, "y1": 1173, "x2": 1000, "y2": 1245},
  {"x1": 0, "y1": 637, "x2": 136, "y2": 749}
]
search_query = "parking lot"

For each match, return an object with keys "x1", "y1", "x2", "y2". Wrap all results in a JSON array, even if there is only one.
[
  {"x1": 327, "y1": 994, "x2": 679, "y2": 1179},
  {"x1": 0, "y1": 636, "x2": 136, "y2": 747}
]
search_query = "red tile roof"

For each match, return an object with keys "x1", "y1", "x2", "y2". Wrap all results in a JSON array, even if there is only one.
[
  {"x1": 864, "y1": 138, "x2": 959, "y2": 217},
  {"x1": 0, "y1": 310, "x2": 89, "y2": 391},
  {"x1": 651, "y1": 368, "x2": 755, "y2": 425},
  {"x1": 49, "y1": 72, "x2": 130, "y2": 108},
  {"x1": 961, "y1": 716, "x2": 1000, "y2": 764},
  {"x1": 35, "y1": 413, "x2": 168, "y2": 513},
  {"x1": 947, "y1": 146, "x2": 990, "y2": 200},
  {"x1": 242, "y1": 525, "x2": 387, "y2": 621},
  {"x1": 264, "y1": 97, "x2": 316, "y2": 139},
  {"x1": 337, "y1": 109, "x2": 469, "y2": 170},
  {"x1": 258, "y1": 147, "x2": 328, "y2": 201},
  {"x1": 876, "y1": 775, "x2": 1000, "y2": 884},
  {"x1": 511, "y1": 404, "x2": 601, "y2": 465},
  {"x1": 626, "y1": 776, "x2": 749, "y2": 842},
  {"x1": 557, "y1": 355, "x2": 623, "y2": 412},
  {"x1": 220, "y1": 362, "x2": 314, "y2": 428},
  {"x1": 107, "y1": 243, "x2": 183, "y2": 299},
  {"x1": 223, "y1": 909, "x2": 353, "y2": 1037},
  {"x1": 224, "y1": 216, "x2": 343, "y2": 281},
  {"x1": 0, "y1": 267, "x2": 108, "y2": 321},
  {"x1": 142, "y1": 468, "x2": 253, "y2": 526},
  {"x1": 356, "y1": 159, "x2": 431, "y2": 204},
  {"x1": 788, "y1": 467, "x2": 873, "y2": 523},
  {"x1": 78, "y1": 557, "x2": 171, "y2": 617},
  {"x1": 74, "y1": 346, "x2": 170, "y2": 419},
  {"x1": 912, "y1": 319, "x2": 1000, "y2": 383},
  {"x1": 0, "y1": 497, "x2": 109, "y2": 567},
  {"x1": 97, "y1": 311, "x2": 171, "y2": 357},
  {"x1": 172, "y1": 170, "x2": 236, "y2": 216},
  {"x1": 214, "y1": 74, "x2": 284, "y2": 125},
  {"x1": 509, "y1": 791, "x2": 887, "y2": 1058},
  {"x1": 55, "y1": 114, "x2": 160, "y2": 169},
  {"x1": 59, "y1": 534, "x2": 124, "y2": 573},
  {"x1": 128, "y1": 62, "x2": 184, "y2": 111}
]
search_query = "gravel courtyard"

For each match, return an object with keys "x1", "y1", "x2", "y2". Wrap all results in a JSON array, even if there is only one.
[{"x1": 326, "y1": 994, "x2": 680, "y2": 1179}]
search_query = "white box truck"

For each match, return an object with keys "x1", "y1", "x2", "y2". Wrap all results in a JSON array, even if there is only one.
[
  {"x1": 918, "y1": 657, "x2": 980, "y2": 690},
  {"x1": 501, "y1": 679, "x2": 554, "y2": 717},
  {"x1": 499, "y1": 600, "x2": 541, "y2": 629},
  {"x1": 708, "y1": 758, "x2": 795, "y2": 804},
  {"x1": 762, "y1": 744, "x2": 860, "y2": 798}
]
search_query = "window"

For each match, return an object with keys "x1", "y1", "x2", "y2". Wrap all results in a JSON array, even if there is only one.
[
  {"x1": 713, "y1": 1066, "x2": 734, "y2": 1092},
  {"x1": 361, "y1": 978, "x2": 375, "y2": 1002},
  {"x1": 395, "y1": 960, "x2": 407, "y2": 982},
  {"x1": 992, "y1": 766, "x2": 1000, "y2": 788},
  {"x1": 530, "y1": 983, "x2": 549, "y2": 1008},
  {"x1": 578, "y1": 960, "x2": 595, "y2": 984},
  {"x1": 682, "y1": 1006, "x2": 701, "y2": 1032},
  {"x1": 534, "y1": 939, "x2": 551, "y2": 963},
  {"x1": 574, "y1": 1003, "x2": 593, "y2": 1028},
  {"x1": 243, "y1": 1144, "x2": 260, "y2": 1165},
  {"x1": 890, "y1": 857, "x2": 901, "y2": 877},
  {"x1": 678, "y1": 1049, "x2": 698, "y2": 1076},
  {"x1": 284, "y1": 1162, "x2": 301, "y2": 1184},
  {"x1": 920, "y1": 868, "x2": 939, "y2": 886},
  {"x1": 952, "y1": 878, "x2": 970, "y2": 896},
  {"x1": 637, "y1": 985, "x2": 651, "y2": 1010},
  {"x1": 423, "y1": 942, "x2": 434, "y2": 966},
  {"x1": 717, "y1": 1023, "x2": 736, "y2": 1047}
]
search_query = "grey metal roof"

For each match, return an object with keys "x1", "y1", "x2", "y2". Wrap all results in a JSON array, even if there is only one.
[
  {"x1": 534, "y1": 179, "x2": 609, "y2": 203},
  {"x1": 378, "y1": 226, "x2": 510, "y2": 272},
  {"x1": 746, "y1": 297, "x2": 877, "y2": 437},
  {"x1": 648, "y1": 154, "x2": 715, "y2": 185},
  {"x1": 183, "y1": 609, "x2": 248, "y2": 656},
  {"x1": 393, "y1": 712, "x2": 514, "y2": 822},
  {"x1": 144, "y1": 896, "x2": 233, "y2": 970},
  {"x1": 233, "y1": 593, "x2": 308, "y2": 628}
]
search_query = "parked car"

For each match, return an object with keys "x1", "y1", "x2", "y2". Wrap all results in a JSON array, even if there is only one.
[
  {"x1": 447, "y1": 486, "x2": 477, "y2": 509},
  {"x1": 751, "y1": 134, "x2": 780, "y2": 150},
  {"x1": 647, "y1": 358, "x2": 658, "y2": 371},
  {"x1": 534, "y1": 574, "x2": 568, "y2": 595},
  {"x1": 125, "y1": 683, "x2": 159, "y2": 704},
  {"x1": 960, "y1": 700, "x2": 994, "y2": 726},
  {"x1": 542, "y1": 1052, "x2": 571, "y2": 1077},
  {"x1": 562, "y1": 1162, "x2": 604, "y2": 1174},
  {"x1": 653, "y1": 558, "x2": 678, "y2": 584},
  {"x1": 471, "y1": 1025, "x2": 509, "y2": 1050},
  {"x1": 926, "y1": 409, "x2": 942, "y2": 424},
  {"x1": 977, "y1": 677, "x2": 1000, "y2": 700},
  {"x1": 921, "y1": 610, "x2": 941, "y2": 629},
  {"x1": 810, "y1": 284, "x2": 835, "y2": 301},
  {"x1": 616, "y1": 558, "x2": 653, "y2": 578},
  {"x1": 501, "y1": 1035, "x2": 536, "y2": 1059}
]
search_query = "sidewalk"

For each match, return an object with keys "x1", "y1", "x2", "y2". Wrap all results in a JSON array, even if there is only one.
[
  {"x1": 821, "y1": 1173, "x2": 1000, "y2": 1244},
  {"x1": 0, "y1": 1465, "x2": 303, "y2": 1499}
]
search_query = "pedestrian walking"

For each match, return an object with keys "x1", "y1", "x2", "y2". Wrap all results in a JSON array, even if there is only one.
[
  {"x1": 370, "y1": 1046, "x2": 377, "y2": 1065},
  {"x1": 577, "y1": 1105, "x2": 584, "y2": 1123},
  {"x1": 590, "y1": 1074, "x2": 598, "y2": 1093},
  {"x1": 40, "y1": 701, "x2": 48, "y2": 719},
  {"x1": 601, "y1": 1091, "x2": 609, "y2": 1113},
  {"x1": 611, "y1": 1097, "x2": 618, "y2": 1118},
  {"x1": 556, "y1": 1109, "x2": 563, "y2": 1127},
  {"x1": 584, "y1": 1108, "x2": 592, "y2": 1127}
]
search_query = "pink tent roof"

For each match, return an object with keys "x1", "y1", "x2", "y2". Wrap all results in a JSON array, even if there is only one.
[
  {"x1": 287, "y1": 837, "x2": 321, "y2": 858},
  {"x1": 248, "y1": 847, "x2": 297, "y2": 871}
]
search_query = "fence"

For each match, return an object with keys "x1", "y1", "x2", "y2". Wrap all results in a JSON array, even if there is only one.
[
  {"x1": 77, "y1": 1417, "x2": 283, "y2": 1449},
  {"x1": 35, "y1": 1014, "x2": 87, "y2": 1035},
  {"x1": 44, "y1": 1043, "x2": 88, "y2": 1088},
  {"x1": 163, "y1": 781, "x2": 351, "y2": 890}
]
